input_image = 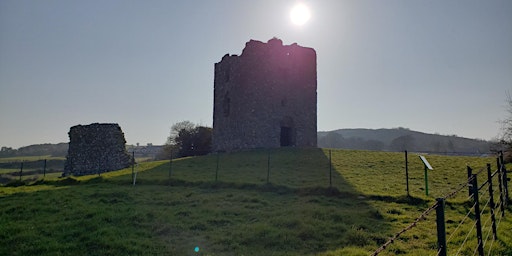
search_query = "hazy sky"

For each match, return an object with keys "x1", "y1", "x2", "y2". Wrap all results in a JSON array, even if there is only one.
[{"x1": 1, "y1": 0, "x2": 511, "y2": 148}]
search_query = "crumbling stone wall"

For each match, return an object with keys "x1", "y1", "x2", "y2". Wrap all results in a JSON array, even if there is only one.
[
  {"x1": 64, "y1": 123, "x2": 131, "y2": 176},
  {"x1": 212, "y1": 38, "x2": 317, "y2": 152}
]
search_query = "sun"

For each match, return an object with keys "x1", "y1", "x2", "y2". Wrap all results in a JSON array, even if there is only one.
[{"x1": 290, "y1": 3, "x2": 311, "y2": 26}]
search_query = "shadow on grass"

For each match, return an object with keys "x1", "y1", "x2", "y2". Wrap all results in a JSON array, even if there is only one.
[{"x1": 126, "y1": 148, "x2": 400, "y2": 254}]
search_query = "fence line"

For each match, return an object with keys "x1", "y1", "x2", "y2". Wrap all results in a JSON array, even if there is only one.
[
  {"x1": 372, "y1": 151, "x2": 510, "y2": 256},
  {"x1": 0, "y1": 159, "x2": 63, "y2": 184}
]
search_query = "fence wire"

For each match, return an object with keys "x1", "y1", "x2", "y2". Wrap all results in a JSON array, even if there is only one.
[
  {"x1": 370, "y1": 201, "x2": 439, "y2": 256},
  {"x1": 454, "y1": 220, "x2": 477, "y2": 256},
  {"x1": 446, "y1": 202, "x2": 476, "y2": 244},
  {"x1": 372, "y1": 163, "x2": 509, "y2": 256}
]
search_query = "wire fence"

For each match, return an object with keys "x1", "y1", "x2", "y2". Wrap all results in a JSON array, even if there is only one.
[
  {"x1": 372, "y1": 151, "x2": 510, "y2": 256},
  {"x1": 0, "y1": 159, "x2": 64, "y2": 184}
]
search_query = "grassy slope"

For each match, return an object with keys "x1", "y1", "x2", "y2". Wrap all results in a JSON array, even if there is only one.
[{"x1": 0, "y1": 148, "x2": 511, "y2": 255}]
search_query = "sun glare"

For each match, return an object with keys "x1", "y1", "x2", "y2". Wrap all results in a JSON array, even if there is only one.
[{"x1": 290, "y1": 3, "x2": 311, "y2": 26}]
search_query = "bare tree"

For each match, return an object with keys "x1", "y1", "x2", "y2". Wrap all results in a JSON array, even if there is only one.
[{"x1": 499, "y1": 92, "x2": 512, "y2": 162}]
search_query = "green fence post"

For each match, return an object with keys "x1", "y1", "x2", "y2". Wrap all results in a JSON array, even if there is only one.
[
  {"x1": 436, "y1": 198, "x2": 447, "y2": 256},
  {"x1": 43, "y1": 159, "x2": 47, "y2": 178},
  {"x1": 424, "y1": 165, "x2": 429, "y2": 196}
]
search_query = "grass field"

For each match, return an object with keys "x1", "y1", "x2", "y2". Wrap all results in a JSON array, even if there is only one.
[{"x1": 0, "y1": 148, "x2": 511, "y2": 255}]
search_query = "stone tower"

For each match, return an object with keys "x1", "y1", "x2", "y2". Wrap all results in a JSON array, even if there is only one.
[
  {"x1": 64, "y1": 123, "x2": 131, "y2": 176},
  {"x1": 212, "y1": 38, "x2": 317, "y2": 152}
]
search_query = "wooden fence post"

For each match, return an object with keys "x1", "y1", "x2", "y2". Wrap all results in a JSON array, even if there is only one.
[
  {"x1": 471, "y1": 174, "x2": 484, "y2": 256},
  {"x1": 436, "y1": 198, "x2": 447, "y2": 256},
  {"x1": 487, "y1": 164, "x2": 498, "y2": 240}
]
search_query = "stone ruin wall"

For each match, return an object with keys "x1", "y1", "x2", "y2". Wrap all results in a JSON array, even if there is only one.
[
  {"x1": 212, "y1": 38, "x2": 317, "y2": 152},
  {"x1": 64, "y1": 123, "x2": 131, "y2": 176}
]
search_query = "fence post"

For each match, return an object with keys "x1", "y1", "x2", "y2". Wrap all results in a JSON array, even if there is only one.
[
  {"x1": 329, "y1": 150, "x2": 332, "y2": 188},
  {"x1": 500, "y1": 151, "x2": 509, "y2": 204},
  {"x1": 19, "y1": 161, "x2": 23, "y2": 181},
  {"x1": 405, "y1": 150, "x2": 410, "y2": 197},
  {"x1": 487, "y1": 164, "x2": 498, "y2": 240},
  {"x1": 497, "y1": 157, "x2": 505, "y2": 217},
  {"x1": 436, "y1": 198, "x2": 447, "y2": 256},
  {"x1": 267, "y1": 150, "x2": 271, "y2": 184},
  {"x1": 43, "y1": 159, "x2": 47, "y2": 178},
  {"x1": 471, "y1": 174, "x2": 484, "y2": 256},
  {"x1": 131, "y1": 151, "x2": 135, "y2": 183},
  {"x1": 215, "y1": 152, "x2": 219, "y2": 182},
  {"x1": 467, "y1": 165, "x2": 473, "y2": 197},
  {"x1": 169, "y1": 151, "x2": 173, "y2": 185}
]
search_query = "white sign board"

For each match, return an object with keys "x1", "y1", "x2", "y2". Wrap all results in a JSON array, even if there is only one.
[{"x1": 419, "y1": 155, "x2": 433, "y2": 170}]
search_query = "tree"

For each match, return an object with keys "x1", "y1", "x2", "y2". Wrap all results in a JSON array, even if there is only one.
[
  {"x1": 160, "y1": 121, "x2": 212, "y2": 159},
  {"x1": 499, "y1": 92, "x2": 512, "y2": 162}
]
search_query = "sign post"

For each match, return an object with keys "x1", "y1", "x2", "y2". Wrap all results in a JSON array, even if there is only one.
[{"x1": 419, "y1": 155, "x2": 433, "y2": 196}]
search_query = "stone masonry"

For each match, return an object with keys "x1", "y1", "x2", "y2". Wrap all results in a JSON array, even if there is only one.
[
  {"x1": 64, "y1": 123, "x2": 131, "y2": 176},
  {"x1": 212, "y1": 38, "x2": 317, "y2": 152}
]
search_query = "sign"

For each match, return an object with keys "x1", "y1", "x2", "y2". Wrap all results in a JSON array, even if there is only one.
[
  {"x1": 419, "y1": 155, "x2": 433, "y2": 196},
  {"x1": 419, "y1": 155, "x2": 433, "y2": 170}
]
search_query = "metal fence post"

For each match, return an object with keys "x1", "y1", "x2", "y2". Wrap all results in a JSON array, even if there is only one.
[
  {"x1": 497, "y1": 157, "x2": 505, "y2": 217},
  {"x1": 131, "y1": 151, "x2": 135, "y2": 183},
  {"x1": 215, "y1": 152, "x2": 219, "y2": 182},
  {"x1": 43, "y1": 159, "x2": 47, "y2": 178},
  {"x1": 487, "y1": 163, "x2": 497, "y2": 240},
  {"x1": 19, "y1": 161, "x2": 23, "y2": 181},
  {"x1": 500, "y1": 151, "x2": 509, "y2": 204},
  {"x1": 471, "y1": 174, "x2": 484, "y2": 256},
  {"x1": 267, "y1": 150, "x2": 271, "y2": 184},
  {"x1": 405, "y1": 150, "x2": 410, "y2": 197},
  {"x1": 436, "y1": 198, "x2": 447, "y2": 256},
  {"x1": 329, "y1": 150, "x2": 332, "y2": 188},
  {"x1": 467, "y1": 165, "x2": 473, "y2": 197},
  {"x1": 169, "y1": 151, "x2": 173, "y2": 185}
]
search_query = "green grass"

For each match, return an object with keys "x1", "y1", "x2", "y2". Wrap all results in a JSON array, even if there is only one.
[{"x1": 0, "y1": 148, "x2": 511, "y2": 255}]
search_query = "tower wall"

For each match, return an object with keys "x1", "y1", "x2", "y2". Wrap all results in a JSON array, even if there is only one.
[
  {"x1": 212, "y1": 39, "x2": 317, "y2": 152},
  {"x1": 64, "y1": 123, "x2": 131, "y2": 176}
]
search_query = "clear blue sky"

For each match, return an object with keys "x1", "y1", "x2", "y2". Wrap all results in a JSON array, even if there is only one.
[{"x1": 1, "y1": 0, "x2": 511, "y2": 148}]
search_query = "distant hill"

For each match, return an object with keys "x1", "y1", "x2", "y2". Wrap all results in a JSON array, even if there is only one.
[
  {"x1": 0, "y1": 143, "x2": 165, "y2": 159},
  {"x1": 0, "y1": 143, "x2": 69, "y2": 157},
  {"x1": 318, "y1": 128, "x2": 492, "y2": 155}
]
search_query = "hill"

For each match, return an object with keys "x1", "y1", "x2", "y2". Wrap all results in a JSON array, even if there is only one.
[
  {"x1": 318, "y1": 127, "x2": 492, "y2": 155},
  {"x1": 0, "y1": 143, "x2": 164, "y2": 159},
  {"x1": 1, "y1": 148, "x2": 510, "y2": 255},
  {"x1": 0, "y1": 143, "x2": 68, "y2": 157}
]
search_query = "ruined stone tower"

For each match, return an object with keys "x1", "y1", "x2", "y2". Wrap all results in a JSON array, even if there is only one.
[
  {"x1": 212, "y1": 38, "x2": 317, "y2": 152},
  {"x1": 64, "y1": 123, "x2": 131, "y2": 176}
]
